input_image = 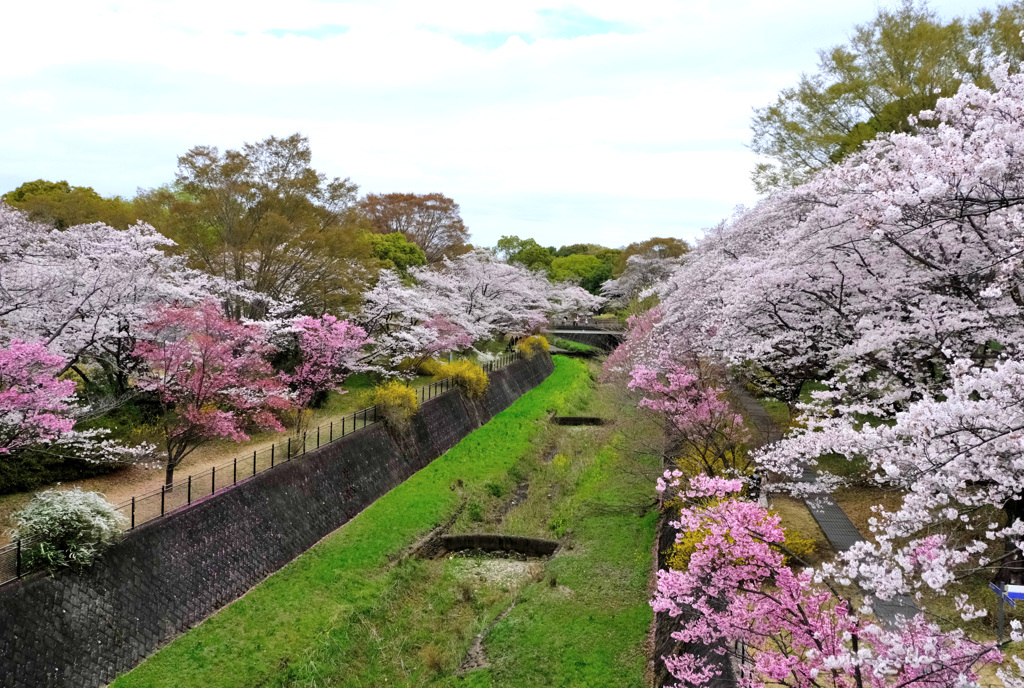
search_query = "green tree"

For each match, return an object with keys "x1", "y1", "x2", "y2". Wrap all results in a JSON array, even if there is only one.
[
  {"x1": 614, "y1": 237, "x2": 689, "y2": 276},
  {"x1": 368, "y1": 232, "x2": 427, "y2": 274},
  {"x1": 554, "y1": 243, "x2": 607, "y2": 257},
  {"x1": 3, "y1": 179, "x2": 138, "y2": 229},
  {"x1": 970, "y1": 2, "x2": 1024, "y2": 66},
  {"x1": 494, "y1": 235, "x2": 554, "y2": 270},
  {"x1": 580, "y1": 261, "x2": 613, "y2": 295},
  {"x1": 141, "y1": 133, "x2": 372, "y2": 319},
  {"x1": 549, "y1": 254, "x2": 602, "y2": 282},
  {"x1": 750, "y1": 0, "x2": 982, "y2": 192}
]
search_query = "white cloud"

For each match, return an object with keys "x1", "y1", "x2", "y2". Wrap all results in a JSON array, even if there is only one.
[{"x1": 0, "y1": 0, "x2": 995, "y2": 246}]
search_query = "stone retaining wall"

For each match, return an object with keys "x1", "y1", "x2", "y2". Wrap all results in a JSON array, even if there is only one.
[{"x1": 0, "y1": 354, "x2": 554, "y2": 688}]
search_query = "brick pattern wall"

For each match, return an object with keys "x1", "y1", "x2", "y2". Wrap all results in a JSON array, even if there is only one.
[{"x1": 0, "y1": 354, "x2": 554, "y2": 688}]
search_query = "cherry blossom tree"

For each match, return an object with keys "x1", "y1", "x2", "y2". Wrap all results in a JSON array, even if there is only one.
[
  {"x1": 135, "y1": 301, "x2": 292, "y2": 486},
  {"x1": 628, "y1": 363, "x2": 750, "y2": 478},
  {"x1": 0, "y1": 205, "x2": 217, "y2": 395},
  {"x1": 653, "y1": 475, "x2": 999, "y2": 688},
  {"x1": 359, "y1": 249, "x2": 602, "y2": 373},
  {"x1": 0, "y1": 340, "x2": 77, "y2": 454},
  {"x1": 601, "y1": 253, "x2": 682, "y2": 308},
  {"x1": 648, "y1": 57, "x2": 1024, "y2": 415},
  {"x1": 617, "y1": 53, "x2": 1024, "y2": 688},
  {"x1": 358, "y1": 270, "x2": 474, "y2": 374},
  {"x1": 760, "y1": 357, "x2": 1024, "y2": 602},
  {"x1": 285, "y1": 314, "x2": 371, "y2": 434}
]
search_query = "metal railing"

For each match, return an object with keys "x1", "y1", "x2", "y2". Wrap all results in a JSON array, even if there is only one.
[{"x1": 0, "y1": 350, "x2": 523, "y2": 587}]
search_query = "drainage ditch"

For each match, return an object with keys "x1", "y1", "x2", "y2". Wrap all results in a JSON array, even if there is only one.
[{"x1": 550, "y1": 415, "x2": 608, "y2": 426}]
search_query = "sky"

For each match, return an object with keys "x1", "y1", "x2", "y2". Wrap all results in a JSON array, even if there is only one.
[{"x1": 0, "y1": 0, "x2": 995, "y2": 248}]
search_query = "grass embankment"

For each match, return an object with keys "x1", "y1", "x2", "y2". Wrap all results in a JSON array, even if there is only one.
[
  {"x1": 551, "y1": 338, "x2": 602, "y2": 355},
  {"x1": 113, "y1": 357, "x2": 659, "y2": 688}
]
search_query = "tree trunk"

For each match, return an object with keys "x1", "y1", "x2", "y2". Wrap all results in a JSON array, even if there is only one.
[
  {"x1": 165, "y1": 463, "x2": 176, "y2": 489},
  {"x1": 997, "y1": 496, "x2": 1024, "y2": 585}
]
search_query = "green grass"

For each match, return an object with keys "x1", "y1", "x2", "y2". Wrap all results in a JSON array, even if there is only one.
[
  {"x1": 551, "y1": 338, "x2": 602, "y2": 355},
  {"x1": 113, "y1": 357, "x2": 596, "y2": 688}
]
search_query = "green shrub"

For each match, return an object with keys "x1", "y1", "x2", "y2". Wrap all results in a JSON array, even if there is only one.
[
  {"x1": 485, "y1": 482, "x2": 504, "y2": 498},
  {"x1": 13, "y1": 488, "x2": 127, "y2": 572},
  {"x1": 467, "y1": 501, "x2": 484, "y2": 522},
  {"x1": 0, "y1": 450, "x2": 118, "y2": 495}
]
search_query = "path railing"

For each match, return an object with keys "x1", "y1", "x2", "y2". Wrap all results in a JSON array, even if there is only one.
[{"x1": 0, "y1": 350, "x2": 523, "y2": 587}]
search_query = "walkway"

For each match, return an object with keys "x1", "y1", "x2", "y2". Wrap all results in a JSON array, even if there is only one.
[
  {"x1": 800, "y1": 469, "x2": 918, "y2": 626},
  {"x1": 730, "y1": 386, "x2": 918, "y2": 628}
]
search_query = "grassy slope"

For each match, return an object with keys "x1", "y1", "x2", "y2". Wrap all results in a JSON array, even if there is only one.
[
  {"x1": 113, "y1": 357, "x2": 597, "y2": 688},
  {"x1": 551, "y1": 338, "x2": 602, "y2": 355}
]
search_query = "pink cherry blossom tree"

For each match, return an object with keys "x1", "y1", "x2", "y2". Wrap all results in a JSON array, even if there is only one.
[
  {"x1": 0, "y1": 340, "x2": 77, "y2": 454},
  {"x1": 135, "y1": 301, "x2": 292, "y2": 486},
  {"x1": 285, "y1": 314, "x2": 371, "y2": 434},
  {"x1": 0, "y1": 339, "x2": 154, "y2": 466},
  {"x1": 628, "y1": 363, "x2": 750, "y2": 478},
  {"x1": 653, "y1": 475, "x2": 999, "y2": 688},
  {"x1": 0, "y1": 205, "x2": 219, "y2": 396}
]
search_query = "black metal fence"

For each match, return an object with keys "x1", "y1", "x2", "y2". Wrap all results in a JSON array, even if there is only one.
[{"x1": 0, "y1": 350, "x2": 523, "y2": 587}]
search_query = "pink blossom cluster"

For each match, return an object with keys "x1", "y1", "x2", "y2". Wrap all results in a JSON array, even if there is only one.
[
  {"x1": 286, "y1": 315, "x2": 371, "y2": 410},
  {"x1": 0, "y1": 340, "x2": 77, "y2": 454},
  {"x1": 654, "y1": 479, "x2": 998, "y2": 687},
  {"x1": 135, "y1": 301, "x2": 293, "y2": 482},
  {"x1": 628, "y1": 363, "x2": 750, "y2": 476}
]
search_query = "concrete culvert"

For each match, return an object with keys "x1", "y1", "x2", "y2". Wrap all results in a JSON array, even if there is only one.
[
  {"x1": 550, "y1": 415, "x2": 608, "y2": 426},
  {"x1": 436, "y1": 534, "x2": 559, "y2": 558}
]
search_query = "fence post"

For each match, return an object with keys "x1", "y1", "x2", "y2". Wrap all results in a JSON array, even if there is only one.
[
  {"x1": 131, "y1": 497, "x2": 135, "y2": 529},
  {"x1": 16, "y1": 539, "x2": 21, "y2": 579},
  {"x1": 187, "y1": 475, "x2": 192, "y2": 505},
  {"x1": 212, "y1": 466, "x2": 216, "y2": 493},
  {"x1": 161, "y1": 484, "x2": 165, "y2": 516},
  {"x1": 234, "y1": 457, "x2": 237, "y2": 484},
  {"x1": 287, "y1": 437, "x2": 291, "y2": 460},
  {"x1": 330, "y1": 421, "x2": 333, "y2": 442},
  {"x1": 271, "y1": 443, "x2": 275, "y2": 468},
  {"x1": 342, "y1": 417, "x2": 346, "y2": 436},
  {"x1": 317, "y1": 426, "x2": 320, "y2": 448},
  {"x1": 302, "y1": 432, "x2": 306, "y2": 455}
]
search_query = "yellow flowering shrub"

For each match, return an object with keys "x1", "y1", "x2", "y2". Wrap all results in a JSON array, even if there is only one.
[
  {"x1": 369, "y1": 380, "x2": 419, "y2": 429},
  {"x1": 516, "y1": 335, "x2": 550, "y2": 359},
  {"x1": 428, "y1": 360, "x2": 489, "y2": 398}
]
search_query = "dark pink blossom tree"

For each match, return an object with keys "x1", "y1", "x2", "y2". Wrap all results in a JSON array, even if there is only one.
[
  {"x1": 286, "y1": 314, "x2": 371, "y2": 434},
  {"x1": 628, "y1": 363, "x2": 750, "y2": 477},
  {"x1": 135, "y1": 301, "x2": 292, "y2": 486},
  {"x1": 0, "y1": 340, "x2": 77, "y2": 454}
]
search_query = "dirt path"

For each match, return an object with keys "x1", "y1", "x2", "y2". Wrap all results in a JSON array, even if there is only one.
[{"x1": 0, "y1": 381, "x2": 432, "y2": 544}]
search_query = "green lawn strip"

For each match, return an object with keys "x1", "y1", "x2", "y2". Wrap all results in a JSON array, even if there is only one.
[
  {"x1": 551, "y1": 338, "x2": 602, "y2": 355},
  {"x1": 481, "y1": 441, "x2": 656, "y2": 688},
  {"x1": 113, "y1": 357, "x2": 592, "y2": 688}
]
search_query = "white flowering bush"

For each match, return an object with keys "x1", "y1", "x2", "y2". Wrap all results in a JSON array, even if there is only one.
[{"x1": 12, "y1": 488, "x2": 127, "y2": 572}]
